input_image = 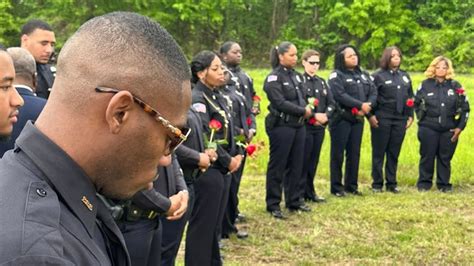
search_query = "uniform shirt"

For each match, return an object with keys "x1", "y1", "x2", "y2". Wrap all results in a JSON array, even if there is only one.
[
  {"x1": 228, "y1": 66, "x2": 257, "y2": 130},
  {"x1": 372, "y1": 69, "x2": 414, "y2": 120},
  {"x1": 36, "y1": 63, "x2": 55, "y2": 99},
  {"x1": 264, "y1": 65, "x2": 306, "y2": 127},
  {"x1": 328, "y1": 68, "x2": 377, "y2": 110},
  {"x1": 0, "y1": 122, "x2": 130, "y2": 265},
  {"x1": 221, "y1": 75, "x2": 252, "y2": 140},
  {"x1": 175, "y1": 107, "x2": 206, "y2": 181},
  {"x1": 192, "y1": 81, "x2": 236, "y2": 173},
  {"x1": 0, "y1": 85, "x2": 46, "y2": 157},
  {"x1": 415, "y1": 78, "x2": 470, "y2": 131},
  {"x1": 302, "y1": 72, "x2": 335, "y2": 130}
]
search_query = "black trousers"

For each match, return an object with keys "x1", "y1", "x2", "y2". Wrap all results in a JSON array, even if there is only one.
[
  {"x1": 300, "y1": 127, "x2": 325, "y2": 200},
  {"x1": 371, "y1": 119, "x2": 407, "y2": 189},
  {"x1": 185, "y1": 168, "x2": 225, "y2": 266},
  {"x1": 221, "y1": 157, "x2": 245, "y2": 236},
  {"x1": 119, "y1": 219, "x2": 161, "y2": 266},
  {"x1": 329, "y1": 119, "x2": 364, "y2": 194},
  {"x1": 266, "y1": 125, "x2": 306, "y2": 210},
  {"x1": 160, "y1": 183, "x2": 195, "y2": 266},
  {"x1": 216, "y1": 173, "x2": 232, "y2": 240},
  {"x1": 417, "y1": 126, "x2": 458, "y2": 190}
]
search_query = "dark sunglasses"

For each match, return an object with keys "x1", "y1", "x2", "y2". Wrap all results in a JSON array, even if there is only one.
[
  {"x1": 95, "y1": 87, "x2": 191, "y2": 155},
  {"x1": 307, "y1": 61, "x2": 320, "y2": 65}
]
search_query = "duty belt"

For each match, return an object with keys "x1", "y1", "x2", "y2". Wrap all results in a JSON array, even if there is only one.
[
  {"x1": 123, "y1": 204, "x2": 159, "y2": 222},
  {"x1": 274, "y1": 111, "x2": 304, "y2": 124}
]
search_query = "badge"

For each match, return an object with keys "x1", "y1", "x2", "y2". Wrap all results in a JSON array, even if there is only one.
[
  {"x1": 329, "y1": 72, "x2": 337, "y2": 80},
  {"x1": 267, "y1": 75, "x2": 278, "y2": 82},
  {"x1": 346, "y1": 79, "x2": 353, "y2": 82},
  {"x1": 385, "y1": 80, "x2": 392, "y2": 84},
  {"x1": 403, "y1": 76, "x2": 410, "y2": 83},
  {"x1": 193, "y1": 103, "x2": 207, "y2": 113},
  {"x1": 448, "y1": 89, "x2": 454, "y2": 96},
  {"x1": 296, "y1": 75, "x2": 301, "y2": 83}
]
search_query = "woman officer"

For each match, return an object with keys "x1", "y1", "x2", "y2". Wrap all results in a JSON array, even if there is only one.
[
  {"x1": 415, "y1": 56, "x2": 469, "y2": 192},
  {"x1": 299, "y1": 49, "x2": 333, "y2": 203},
  {"x1": 327, "y1": 44, "x2": 377, "y2": 197},
  {"x1": 264, "y1": 41, "x2": 312, "y2": 219},
  {"x1": 369, "y1": 46, "x2": 414, "y2": 193},
  {"x1": 185, "y1": 51, "x2": 242, "y2": 265}
]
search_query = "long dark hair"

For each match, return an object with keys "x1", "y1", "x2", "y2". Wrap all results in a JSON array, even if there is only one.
[
  {"x1": 380, "y1": 46, "x2": 402, "y2": 70},
  {"x1": 190, "y1": 50, "x2": 217, "y2": 84},
  {"x1": 334, "y1": 44, "x2": 360, "y2": 71},
  {"x1": 270, "y1": 41, "x2": 294, "y2": 69}
]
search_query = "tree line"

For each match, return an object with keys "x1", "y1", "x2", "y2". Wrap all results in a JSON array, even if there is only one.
[{"x1": 1, "y1": 0, "x2": 473, "y2": 72}]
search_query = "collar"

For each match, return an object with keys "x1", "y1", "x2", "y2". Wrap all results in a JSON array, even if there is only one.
[
  {"x1": 15, "y1": 85, "x2": 36, "y2": 96},
  {"x1": 15, "y1": 122, "x2": 99, "y2": 238},
  {"x1": 227, "y1": 65, "x2": 241, "y2": 73}
]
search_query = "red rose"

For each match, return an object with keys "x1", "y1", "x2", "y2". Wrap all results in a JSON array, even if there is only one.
[
  {"x1": 456, "y1": 88, "x2": 465, "y2": 95},
  {"x1": 252, "y1": 95, "x2": 261, "y2": 102},
  {"x1": 313, "y1": 98, "x2": 319, "y2": 107},
  {"x1": 351, "y1": 107, "x2": 359, "y2": 116},
  {"x1": 309, "y1": 117, "x2": 317, "y2": 125},
  {"x1": 246, "y1": 116, "x2": 252, "y2": 126},
  {"x1": 209, "y1": 119, "x2": 222, "y2": 131},
  {"x1": 246, "y1": 144, "x2": 257, "y2": 156},
  {"x1": 406, "y1": 98, "x2": 414, "y2": 107}
]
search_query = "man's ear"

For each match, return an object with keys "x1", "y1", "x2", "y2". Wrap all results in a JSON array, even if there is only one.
[
  {"x1": 104, "y1": 91, "x2": 135, "y2": 134},
  {"x1": 20, "y1": 34, "x2": 29, "y2": 46}
]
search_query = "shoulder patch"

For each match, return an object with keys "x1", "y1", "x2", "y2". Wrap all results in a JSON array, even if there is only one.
[
  {"x1": 267, "y1": 75, "x2": 278, "y2": 82},
  {"x1": 329, "y1": 72, "x2": 337, "y2": 80},
  {"x1": 192, "y1": 103, "x2": 207, "y2": 113}
]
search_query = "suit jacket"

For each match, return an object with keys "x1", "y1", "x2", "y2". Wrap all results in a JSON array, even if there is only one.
[
  {"x1": 0, "y1": 85, "x2": 46, "y2": 157},
  {"x1": 36, "y1": 63, "x2": 55, "y2": 99}
]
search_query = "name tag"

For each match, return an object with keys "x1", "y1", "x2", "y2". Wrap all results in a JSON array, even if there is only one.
[
  {"x1": 427, "y1": 92, "x2": 434, "y2": 96},
  {"x1": 346, "y1": 79, "x2": 353, "y2": 82},
  {"x1": 385, "y1": 80, "x2": 392, "y2": 84},
  {"x1": 283, "y1": 82, "x2": 289, "y2": 85}
]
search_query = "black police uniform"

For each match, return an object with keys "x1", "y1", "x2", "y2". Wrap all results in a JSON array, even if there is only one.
[
  {"x1": 117, "y1": 155, "x2": 187, "y2": 266},
  {"x1": 220, "y1": 73, "x2": 251, "y2": 237},
  {"x1": 370, "y1": 69, "x2": 414, "y2": 190},
  {"x1": 415, "y1": 78, "x2": 470, "y2": 191},
  {"x1": 264, "y1": 65, "x2": 307, "y2": 211},
  {"x1": 328, "y1": 68, "x2": 377, "y2": 194},
  {"x1": 185, "y1": 81, "x2": 236, "y2": 266},
  {"x1": 36, "y1": 63, "x2": 55, "y2": 99},
  {"x1": 0, "y1": 122, "x2": 130, "y2": 265},
  {"x1": 300, "y1": 72, "x2": 334, "y2": 201}
]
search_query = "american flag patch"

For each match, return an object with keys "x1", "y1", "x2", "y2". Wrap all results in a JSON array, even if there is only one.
[
  {"x1": 193, "y1": 103, "x2": 207, "y2": 113},
  {"x1": 267, "y1": 75, "x2": 278, "y2": 82}
]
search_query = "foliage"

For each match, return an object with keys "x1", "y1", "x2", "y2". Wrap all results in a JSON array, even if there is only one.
[{"x1": 1, "y1": 0, "x2": 473, "y2": 72}]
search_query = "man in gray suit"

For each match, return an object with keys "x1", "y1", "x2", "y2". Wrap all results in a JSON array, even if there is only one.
[{"x1": 0, "y1": 12, "x2": 191, "y2": 265}]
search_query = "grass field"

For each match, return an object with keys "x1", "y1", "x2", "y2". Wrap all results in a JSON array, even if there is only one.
[{"x1": 180, "y1": 69, "x2": 474, "y2": 265}]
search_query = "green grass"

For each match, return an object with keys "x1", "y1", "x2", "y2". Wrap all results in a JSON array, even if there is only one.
[{"x1": 178, "y1": 69, "x2": 474, "y2": 265}]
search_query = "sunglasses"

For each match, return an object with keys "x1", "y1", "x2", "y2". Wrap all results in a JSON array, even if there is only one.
[
  {"x1": 307, "y1": 61, "x2": 320, "y2": 65},
  {"x1": 95, "y1": 87, "x2": 191, "y2": 155}
]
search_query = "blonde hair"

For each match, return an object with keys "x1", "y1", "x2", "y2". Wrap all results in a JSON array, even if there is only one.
[{"x1": 424, "y1": 56, "x2": 455, "y2": 79}]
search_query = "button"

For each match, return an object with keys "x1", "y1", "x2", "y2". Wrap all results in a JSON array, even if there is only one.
[{"x1": 36, "y1": 188, "x2": 47, "y2": 197}]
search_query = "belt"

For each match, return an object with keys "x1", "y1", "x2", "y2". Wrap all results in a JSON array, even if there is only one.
[
  {"x1": 123, "y1": 204, "x2": 159, "y2": 222},
  {"x1": 273, "y1": 111, "x2": 304, "y2": 124}
]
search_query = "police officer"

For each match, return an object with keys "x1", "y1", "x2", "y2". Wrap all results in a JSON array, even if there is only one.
[
  {"x1": 20, "y1": 19, "x2": 56, "y2": 99},
  {"x1": 299, "y1": 49, "x2": 333, "y2": 203},
  {"x1": 415, "y1": 56, "x2": 469, "y2": 192},
  {"x1": 117, "y1": 155, "x2": 188, "y2": 266},
  {"x1": 328, "y1": 44, "x2": 377, "y2": 197},
  {"x1": 186, "y1": 50, "x2": 242, "y2": 266},
  {"x1": 264, "y1": 41, "x2": 313, "y2": 219},
  {"x1": 369, "y1": 46, "x2": 414, "y2": 193},
  {"x1": 220, "y1": 41, "x2": 257, "y2": 225}
]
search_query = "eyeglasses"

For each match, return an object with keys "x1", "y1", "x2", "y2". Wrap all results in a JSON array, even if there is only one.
[
  {"x1": 308, "y1": 61, "x2": 320, "y2": 65},
  {"x1": 95, "y1": 87, "x2": 191, "y2": 155}
]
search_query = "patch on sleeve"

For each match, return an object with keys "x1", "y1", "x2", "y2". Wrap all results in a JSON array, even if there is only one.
[
  {"x1": 329, "y1": 72, "x2": 337, "y2": 80},
  {"x1": 192, "y1": 103, "x2": 207, "y2": 113},
  {"x1": 267, "y1": 75, "x2": 278, "y2": 82}
]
